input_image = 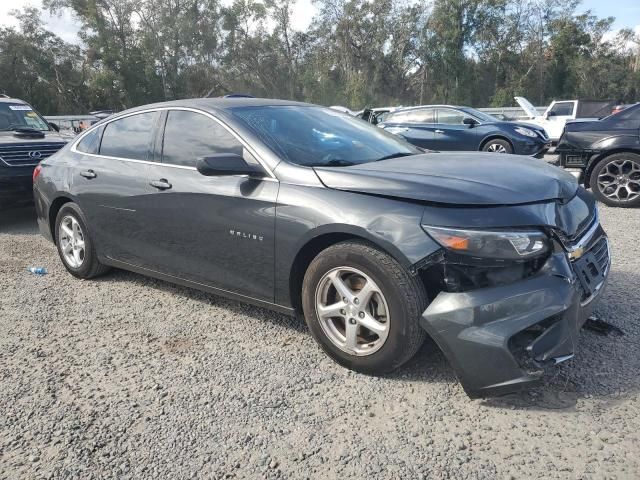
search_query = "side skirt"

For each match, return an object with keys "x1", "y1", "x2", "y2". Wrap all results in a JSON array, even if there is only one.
[{"x1": 102, "y1": 256, "x2": 296, "y2": 317}]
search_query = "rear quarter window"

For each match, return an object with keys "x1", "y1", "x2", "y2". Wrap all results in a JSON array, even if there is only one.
[{"x1": 75, "y1": 127, "x2": 102, "y2": 154}]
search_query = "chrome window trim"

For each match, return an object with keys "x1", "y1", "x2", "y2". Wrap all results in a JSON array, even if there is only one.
[{"x1": 70, "y1": 106, "x2": 277, "y2": 179}]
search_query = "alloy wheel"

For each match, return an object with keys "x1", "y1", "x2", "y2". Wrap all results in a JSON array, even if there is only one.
[
  {"x1": 315, "y1": 267, "x2": 390, "y2": 356},
  {"x1": 597, "y1": 159, "x2": 640, "y2": 203},
  {"x1": 487, "y1": 143, "x2": 507, "y2": 153},
  {"x1": 59, "y1": 215, "x2": 86, "y2": 268}
]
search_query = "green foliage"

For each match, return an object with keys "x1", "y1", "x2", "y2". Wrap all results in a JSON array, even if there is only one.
[{"x1": 0, "y1": 0, "x2": 638, "y2": 114}]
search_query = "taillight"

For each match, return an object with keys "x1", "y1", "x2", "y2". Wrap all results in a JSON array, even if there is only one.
[{"x1": 33, "y1": 164, "x2": 42, "y2": 183}]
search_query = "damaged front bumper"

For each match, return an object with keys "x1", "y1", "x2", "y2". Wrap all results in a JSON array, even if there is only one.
[{"x1": 419, "y1": 229, "x2": 610, "y2": 398}]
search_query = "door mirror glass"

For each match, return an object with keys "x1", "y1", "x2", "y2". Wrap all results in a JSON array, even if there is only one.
[
  {"x1": 48, "y1": 122, "x2": 60, "y2": 132},
  {"x1": 462, "y1": 117, "x2": 478, "y2": 127},
  {"x1": 196, "y1": 153, "x2": 264, "y2": 177}
]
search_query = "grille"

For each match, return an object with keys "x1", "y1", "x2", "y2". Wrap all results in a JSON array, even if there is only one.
[
  {"x1": 0, "y1": 143, "x2": 66, "y2": 167},
  {"x1": 574, "y1": 236, "x2": 609, "y2": 302}
]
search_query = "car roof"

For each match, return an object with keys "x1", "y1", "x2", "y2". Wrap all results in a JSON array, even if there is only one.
[
  {"x1": 123, "y1": 97, "x2": 314, "y2": 115},
  {"x1": 0, "y1": 97, "x2": 28, "y2": 104}
]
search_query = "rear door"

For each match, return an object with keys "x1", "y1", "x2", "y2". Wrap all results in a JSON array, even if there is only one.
[
  {"x1": 140, "y1": 108, "x2": 279, "y2": 301},
  {"x1": 381, "y1": 108, "x2": 436, "y2": 149},
  {"x1": 71, "y1": 110, "x2": 160, "y2": 265},
  {"x1": 431, "y1": 108, "x2": 477, "y2": 151}
]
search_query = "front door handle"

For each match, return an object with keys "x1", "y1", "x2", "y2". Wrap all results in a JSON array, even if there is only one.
[
  {"x1": 434, "y1": 129, "x2": 445, "y2": 134},
  {"x1": 150, "y1": 179, "x2": 172, "y2": 190},
  {"x1": 80, "y1": 169, "x2": 97, "y2": 179}
]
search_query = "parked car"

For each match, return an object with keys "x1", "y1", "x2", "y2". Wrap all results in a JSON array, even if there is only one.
[
  {"x1": 357, "y1": 107, "x2": 399, "y2": 125},
  {"x1": 379, "y1": 105, "x2": 550, "y2": 156},
  {"x1": 34, "y1": 98, "x2": 609, "y2": 397},
  {"x1": 556, "y1": 103, "x2": 640, "y2": 207},
  {"x1": 515, "y1": 96, "x2": 615, "y2": 142},
  {"x1": 0, "y1": 96, "x2": 68, "y2": 208}
]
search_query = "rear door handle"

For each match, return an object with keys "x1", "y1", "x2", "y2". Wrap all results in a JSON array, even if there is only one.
[
  {"x1": 80, "y1": 169, "x2": 97, "y2": 179},
  {"x1": 434, "y1": 129, "x2": 445, "y2": 134},
  {"x1": 150, "y1": 179, "x2": 172, "y2": 190}
]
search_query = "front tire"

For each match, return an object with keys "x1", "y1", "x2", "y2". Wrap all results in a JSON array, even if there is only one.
[
  {"x1": 589, "y1": 153, "x2": 640, "y2": 208},
  {"x1": 482, "y1": 138, "x2": 513, "y2": 154},
  {"x1": 301, "y1": 241, "x2": 428, "y2": 374},
  {"x1": 55, "y1": 202, "x2": 110, "y2": 278}
]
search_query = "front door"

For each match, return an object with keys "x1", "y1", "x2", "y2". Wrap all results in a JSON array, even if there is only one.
[
  {"x1": 431, "y1": 108, "x2": 477, "y2": 151},
  {"x1": 383, "y1": 107, "x2": 436, "y2": 149},
  {"x1": 141, "y1": 109, "x2": 279, "y2": 302}
]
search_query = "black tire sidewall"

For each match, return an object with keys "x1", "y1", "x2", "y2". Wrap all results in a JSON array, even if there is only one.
[
  {"x1": 302, "y1": 242, "x2": 424, "y2": 374},
  {"x1": 482, "y1": 138, "x2": 513, "y2": 154},
  {"x1": 55, "y1": 202, "x2": 98, "y2": 278},
  {"x1": 589, "y1": 153, "x2": 640, "y2": 208}
]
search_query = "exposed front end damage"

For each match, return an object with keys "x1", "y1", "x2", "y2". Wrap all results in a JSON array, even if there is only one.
[{"x1": 417, "y1": 203, "x2": 610, "y2": 398}]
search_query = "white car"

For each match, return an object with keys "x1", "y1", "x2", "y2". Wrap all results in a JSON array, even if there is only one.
[{"x1": 515, "y1": 96, "x2": 614, "y2": 142}]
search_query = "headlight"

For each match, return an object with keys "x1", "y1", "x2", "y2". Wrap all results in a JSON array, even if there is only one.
[
  {"x1": 423, "y1": 226, "x2": 549, "y2": 260},
  {"x1": 514, "y1": 126, "x2": 538, "y2": 138}
]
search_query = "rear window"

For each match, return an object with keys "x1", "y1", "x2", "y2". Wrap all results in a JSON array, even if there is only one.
[{"x1": 99, "y1": 112, "x2": 158, "y2": 160}]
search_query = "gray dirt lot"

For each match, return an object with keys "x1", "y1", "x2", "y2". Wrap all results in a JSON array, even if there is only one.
[{"x1": 1, "y1": 203, "x2": 639, "y2": 480}]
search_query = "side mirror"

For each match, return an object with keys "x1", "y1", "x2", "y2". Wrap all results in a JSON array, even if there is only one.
[
  {"x1": 546, "y1": 111, "x2": 556, "y2": 118},
  {"x1": 49, "y1": 122, "x2": 60, "y2": 132},
  {"x1": 463, "y1": 117, "x2": 478, "y2": 128},
  {"x1": 196, "y1": 153, "x2": 264, "y2": 177}
]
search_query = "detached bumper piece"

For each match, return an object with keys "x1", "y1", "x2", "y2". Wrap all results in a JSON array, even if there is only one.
[{"x1": 419, "y1": 235, "x2": 610, "y2": 398}]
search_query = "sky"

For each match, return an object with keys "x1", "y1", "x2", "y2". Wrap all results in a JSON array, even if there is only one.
[{"x1": 0, "y1": 0, "x2": 638, "y2": 43}]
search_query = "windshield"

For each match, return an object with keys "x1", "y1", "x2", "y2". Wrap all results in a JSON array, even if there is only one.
[
  {"x1": 0, "y1": 103, "x2": 50, "y2": 131},
  {"x1": 231, "y1": 105, "x2": 422, "y2": 167},
  {"x1": 459, "y1": 107, "x2": 499, "y2": 123}
]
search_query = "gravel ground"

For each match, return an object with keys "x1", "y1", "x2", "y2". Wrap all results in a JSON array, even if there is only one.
[{"x1": 1, "y1": 203, "x2": 639, "y2": 480}]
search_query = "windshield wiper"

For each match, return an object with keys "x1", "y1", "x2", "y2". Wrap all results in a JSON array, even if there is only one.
[
  {"x1": 375, "y1": 152, "x2": 415, "y2": 161},
  {"x1": 317, "y1": 159, "x2": 356, "y2": 167}
]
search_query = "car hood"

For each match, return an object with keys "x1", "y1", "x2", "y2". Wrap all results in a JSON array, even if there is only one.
[
  {"x1": 313, "y1": 153, "x2": 578, "y2": 206},
  {"x1": 514, "y1": 96, "x2": 542, "y2": 118}
]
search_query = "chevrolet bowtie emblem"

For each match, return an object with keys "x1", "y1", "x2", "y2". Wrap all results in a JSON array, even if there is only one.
[{"x1": 568, "y1": 247, "x2": 585, "y2": 260}]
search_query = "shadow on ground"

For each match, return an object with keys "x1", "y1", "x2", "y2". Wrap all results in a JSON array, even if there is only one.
[{"x1": 0, "y1": 206, "x2": 39, "y2": 235}]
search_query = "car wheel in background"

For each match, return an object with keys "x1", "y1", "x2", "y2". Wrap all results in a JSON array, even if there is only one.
[
  {"x1": 589, "y1": 153, "x2": 640, "y2": 208},
  {"x1": 301, "y1": 240, "x2": 428, "y2": 374},
  {"x1": 55, "y1": 202, "x2": 110, "y2": 278},
  {"x1": 482, "y1": 138, "x2": 512, "y2": 154}
]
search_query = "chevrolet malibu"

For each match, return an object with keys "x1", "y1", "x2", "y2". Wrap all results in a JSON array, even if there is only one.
[{"x1": 33, "y1": 98, "x2": 610, "y2": 397}]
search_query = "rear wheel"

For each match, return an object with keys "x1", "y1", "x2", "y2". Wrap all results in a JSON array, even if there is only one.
[
  {"x1": 482, "y1": 138, "x2": 512, "y2": 154},
  {"x1": 301, "y1": 241, "x2": 428, "y2": 374},
  {"x1": 55, "y1": 202, "x2": 110, "y2": 278},
  {"x1": 589, "y1": 153, "x2": 640, "y2": 207}
]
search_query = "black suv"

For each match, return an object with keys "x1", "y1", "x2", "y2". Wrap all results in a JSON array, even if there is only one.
[{"x1": 0, "y1": 96, "x2": 68, "y2": 208}]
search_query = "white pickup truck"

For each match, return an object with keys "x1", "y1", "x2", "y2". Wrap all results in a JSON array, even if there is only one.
[{"x1": 514, "y1": 97, "x2": 614, "y2": 142}]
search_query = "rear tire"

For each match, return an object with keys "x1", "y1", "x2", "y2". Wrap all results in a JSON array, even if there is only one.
[
  {"x1": 589, "y1": 153, "x2": 640, "y2": 208},
  {"x1": 301, "y1": 240, "x2": 428, "y2": 374},
  {"x1": 55, "y1": 202, "x2": 110, "y2": 279},
  {"x1": 482, "y1": 138, "x2": 513, "y2": 154}
]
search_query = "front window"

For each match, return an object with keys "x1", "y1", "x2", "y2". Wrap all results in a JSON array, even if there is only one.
[
  {"x1": 231, "y1": 106, "x2": 421, "y2": 167},
  {"x1": 437, "y1": 109, "x2": 466, "y2": 125},
  {"x1": 0, "y1": 103, "x2": 50, "y2": 131},
  {"x1": 162, "y1": 110, "x2": 244, "y2": 167},
  {"x1": 549, "y1": 102, "x2": 574, "y2": 117},
  {"x1": 459, "y1": 107, "x2": 498, "y2": 123}
]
